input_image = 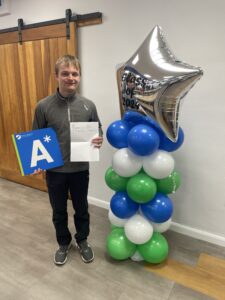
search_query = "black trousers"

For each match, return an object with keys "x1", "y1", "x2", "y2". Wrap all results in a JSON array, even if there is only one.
[{"x1": 46, "y1": 170, "x2": 90, "y2": 246}]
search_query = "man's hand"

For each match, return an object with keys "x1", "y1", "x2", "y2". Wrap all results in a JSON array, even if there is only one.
[
  {"x1": 31, "y1": 168, "x2": 45, "y2": 176},
  {"x1": 91, "y1": 136, "x2": 103, "y2": 148}
]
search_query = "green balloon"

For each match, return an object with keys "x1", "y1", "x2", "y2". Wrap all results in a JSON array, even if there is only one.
[
  {"x1": 127, "y1": 172, "x2": 157, "y2": 203},
  {"x1": 137, "y1": 232, "x2": 169, "y2": 264},
  {"x1": 107, "y1": 228, "x2": 136, "y2": 260},
  {"x1": 105, "y1": 167, "x2": 129, "y2": 191},
  {"x1": 155, "y1": 171, "x2": 181, "y2": 194}
]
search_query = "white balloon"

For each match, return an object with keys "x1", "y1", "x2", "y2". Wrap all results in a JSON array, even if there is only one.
[
  {"x1": 151, "y1": 218, "x2": 172, "y2": 233},
  {"x1": 112, "y1": 148, "x2": 142, "y2": 177},
  {"x1": 124, "y1": 214, "x2": 153, "y2": 244},
  {"x1": 108, "y1": 208, "x2": 127, "y2": 227},
  {"x1": 143, "y1": 150, "x2": 174, "y2": 179},
  {"x1": 130, "y1": 250, "x2": 144, "y2": 262}
]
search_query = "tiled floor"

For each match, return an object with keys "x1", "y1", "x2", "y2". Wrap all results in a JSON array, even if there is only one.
[{"x1": 0, "y1": 177, "x2": 224, "y2": 300}]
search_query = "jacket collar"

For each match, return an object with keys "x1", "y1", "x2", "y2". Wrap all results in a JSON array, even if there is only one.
[{"x1": 55, "y1": 88, "x2": 77, "y2": 102}]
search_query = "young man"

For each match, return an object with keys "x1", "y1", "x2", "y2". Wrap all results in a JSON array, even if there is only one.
[{"x1": 32, "y1": 55, "x2": 103, "y2": 265}]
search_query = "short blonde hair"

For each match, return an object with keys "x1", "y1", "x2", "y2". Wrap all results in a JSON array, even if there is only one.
[{"x1": 55, "y1": 55, "x2": 81, "y2": 75}]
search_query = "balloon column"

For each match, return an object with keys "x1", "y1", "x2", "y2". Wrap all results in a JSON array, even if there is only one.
[
  {"x1": 105, "y1": 112, "x2": 182, "y2": 263},
  {"x1": 105, "y1": 25, "x2": 203, "y2": 264}
]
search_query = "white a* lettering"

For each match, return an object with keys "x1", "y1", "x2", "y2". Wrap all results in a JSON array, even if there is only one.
[{"x1": 30, "y1": 140, "x2": 54, "y2": 167}]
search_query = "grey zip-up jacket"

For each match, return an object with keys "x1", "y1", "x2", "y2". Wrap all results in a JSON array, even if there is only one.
[{"x1": 32, "y1": 89, "x2": 102, "y2": 173}]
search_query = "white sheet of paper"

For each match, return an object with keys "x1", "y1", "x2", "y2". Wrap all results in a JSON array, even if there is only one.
[{"x1": 70, "y1": 122, "x2": 99, "y2": 162}]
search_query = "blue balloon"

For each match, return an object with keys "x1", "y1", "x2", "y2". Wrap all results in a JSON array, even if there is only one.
[
  {"x1": 123, "y1": 111, "x2": 160, "y2": 131},
  {"x1": 123, "y1": 111, "x2": 162, "y2": 132},
  {"x1": 123, "y1": 111, "x2": 184, "y2": 152},
  {"x1": 142, "y1": 116, "x2": 163, "y2": 133},
  {"x1": 110, "y1": 191, "x2": 139, "y2": 219},
  {"x1": 127, "y1": 124, "x2": 160, "y2": 156},
  {"x1": 140, "y1": 193, "x2": 173, "y2": 223},
  {"x1": 159, "y1": 127, "x2": 184, "y2": 152},
  {"x1": 106, "y1": 120, "x2": 131, "y2": 149},
  {"x1": 123, "y1": 111, "x2": 146, "y2": 125}
]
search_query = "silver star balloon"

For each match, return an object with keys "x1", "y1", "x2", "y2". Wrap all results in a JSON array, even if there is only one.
[{"x1": 117, "y1": 25, "x2": 203, "y2": 141}]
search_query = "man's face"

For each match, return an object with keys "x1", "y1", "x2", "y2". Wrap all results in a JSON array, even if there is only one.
[{"x1": 55, "y1": 63, "x2": 80, "y2": 97}]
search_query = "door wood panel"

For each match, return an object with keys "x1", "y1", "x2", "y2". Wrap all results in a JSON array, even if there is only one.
[{"x1": 0, "y1": 22, "x2": 77, "y2": 191}]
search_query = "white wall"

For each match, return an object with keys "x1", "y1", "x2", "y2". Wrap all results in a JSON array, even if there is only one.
[{"x1": 1, "y1": 0, "x2": 225, "y2": 246}]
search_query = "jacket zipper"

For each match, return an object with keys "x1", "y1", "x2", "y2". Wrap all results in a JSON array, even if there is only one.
[{"x1": 67, "y1": 98, "x2": 71, "y2": 122}]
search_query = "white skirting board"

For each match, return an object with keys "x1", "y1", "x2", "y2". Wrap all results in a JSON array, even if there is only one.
[
  {"x1": 170, "y1": 222, "x2": 225, "y2": 248},
  {"x1": 88, "y1": 196, "x2": 225, "y2": 248}
]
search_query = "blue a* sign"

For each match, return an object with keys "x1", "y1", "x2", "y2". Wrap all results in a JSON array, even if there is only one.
[{"x1": 12, "y1": 128, "x2": 64, "y2": 175}]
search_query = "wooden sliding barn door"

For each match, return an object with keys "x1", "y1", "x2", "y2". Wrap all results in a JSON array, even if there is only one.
[{"x1": 0, "y1": 22, "x2": 77, "y2": 191}]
